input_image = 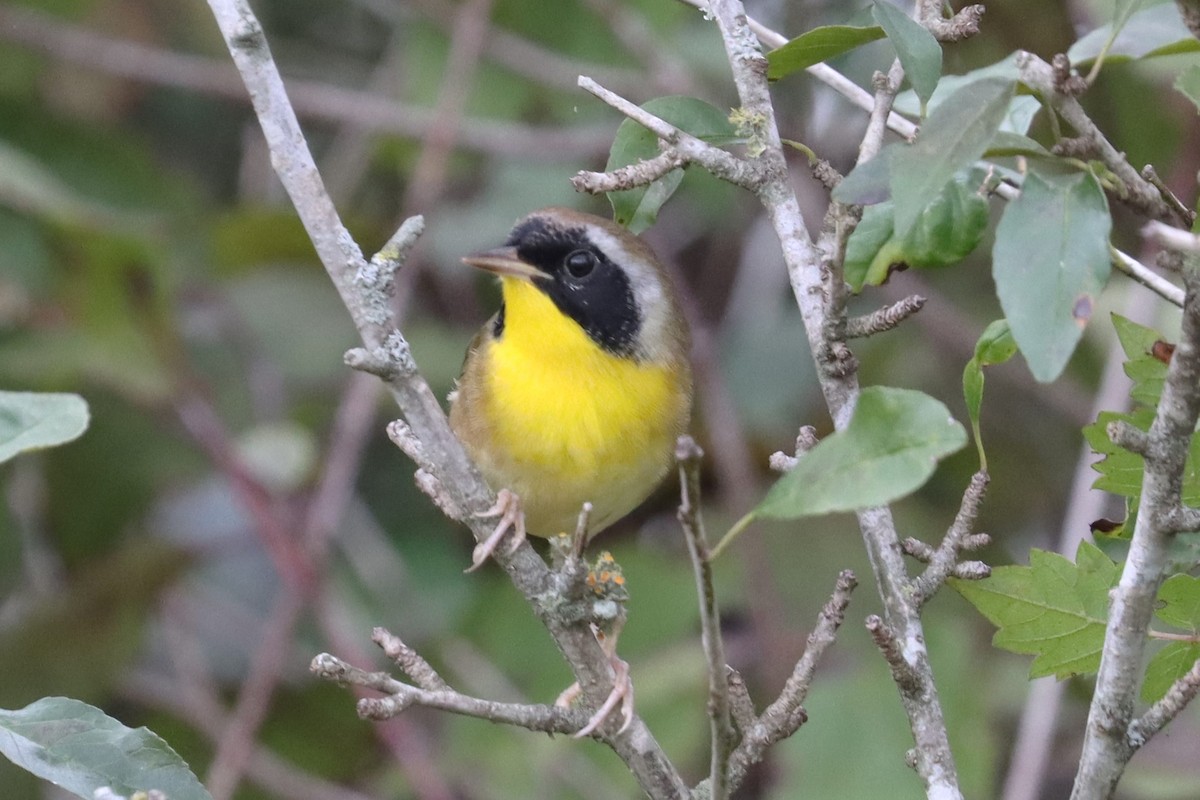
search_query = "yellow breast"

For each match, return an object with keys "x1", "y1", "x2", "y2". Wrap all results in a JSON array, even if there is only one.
[{"x1": 464, "y1": 277, "x2": 689, "y2": 536}]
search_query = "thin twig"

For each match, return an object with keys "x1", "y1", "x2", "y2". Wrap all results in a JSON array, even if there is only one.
[
  {"x1": 725, "y1": 570, "x2": 856, "y2": 793},
  {"x1": 311, "y1": 653, "x2": 589, "y2": 733},
  {"x1": 1127, "y1": 655, "x2": 1200, "y2": 747},
  {"x1": 675, "y1": 436, "x2": 735, "y2": 800},
  {"x1": 911, "y1": 471, "x2": 991, "y2": 605},
  {"x1": 845, "y1": 295, "x2": 927, "y2": 339}
]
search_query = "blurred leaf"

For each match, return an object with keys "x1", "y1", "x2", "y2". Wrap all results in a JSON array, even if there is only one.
[
  {"x1": 872, "y1": 0, "x2": 941, "y2": 106},
  {"x1": 985, "y1": 131, "x2": 1051, "y2": 158},
  {"x1": 0, "y1": 538, "x2": 188, "y2": 708},
  {"x1": 993, "y1": 166, "x2": 1111, "y2": 383},
  {"x1": 235, "y1": 421, "x2": 317, "y2": 493},
  {"x1": 894, "y1": 54, "x2": 1028, "y2": 128},
  {"x1": 605, "y1": 97, "x2": 735, "y2": 233},
  {"x1": 1142, "y1": 641, "x2": 1200, "y2": 703},
  {"x1": 0, "y1": 139, "x2": 149, "y2": 230},
  {"x1": 1068, "y1": 3, "x2": 1198, "y2": 65},
  {"x1": 211, "y1": 209, "x2": 320, "y2": 275},
  {"x1": 0, "y1": 697, "x2": 210, "y2": 800},
  {"x1": 225, "y1": 267, "x2": 358, "y2": 384},
  {"x1": 963, "y1": 320, "x2": 1017, "y2": 469},
  {"x1": 833, "y1": 145, "x2": 894, "y2": 205},
  {"x1": 0, "y1": 391, "x2": 89, "y2": 463},
  {"x1": 1176, "y1": 64, "x2": 1200, "y2": 112},
  {"x1": 951, "y1": 542, "x2": 1118, "y2": 679},
  {"x1": 766, "y1": 25, "x2": 886, "y2": 80},
  {"x1": 890, "y1": 77, "x2": 1014, "y2": 237},
  {"x1": 755, "y1": 387, "x2": 966, "y2": 519}
]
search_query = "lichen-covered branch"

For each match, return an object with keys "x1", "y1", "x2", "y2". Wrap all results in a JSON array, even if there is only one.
[{"x1": 911, "y1": 471, "x2": 992, "y2": 605}]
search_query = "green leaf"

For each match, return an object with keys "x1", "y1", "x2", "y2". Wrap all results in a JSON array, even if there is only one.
[
  {"x1": 951, "y1": 542, "x2": 1119, "y2": 679},
  {"x1": 1176, "y1": 64, "x2": 1200, "y2": 113},
  {"x1": 992, "y1": 166, "x2": 1112, "y2": 383},
  {"x1": 1142, "y1": 641, "x2": 1200, "y2": 703},
  {"x1": 872, "y1": 1, "x2": 942, "y2": 107},
  {"x1": 833, "y1": 145, "x2": 894, "y2": 205},
  {"x1": 1111, "y1": 313, "x2": 1168, "y2": 407},
  {"x1": 1068, "y1": 4, "x2": 1199, "y2": 65},
  {"x1": 605, "y1": 97, "x2": 735, "y2": 233},
  {"x1": 1156, "y1": 574, "x2": 1200, "y2": 631},
  {"x1": 766, "y1": 25, "x2": 887, "y2": 80},
  {"x1": 843, "y1": 177, "x2": 989, "y2": 292},
  {"x1": 0, "y1": 697, "x2": 211, "y2": 800},
  {"x1": 897, "y1": 176, "x2": 989, "y2": 267},
  {"x1": 1084, "y1": 409, "x2": 1153, "y2": 498},
  {"x1": 0, "y1": 391, "x2": 89, "y2": 464},
  {"x1": 985, "y1": 131, "x2": 1051, "y2": 158},
  {"x1": 889, "y1": 77, "x2": 1015, "y2": 237},
  {"x1": 844, "y1": 202, "x2": 900, "y2": 291},
  {"x1": 963, "y1": 320, "x2": 1017, "y2": 469},
  {"x1": 754, "y1": 386, "x2": 966, "y2": 519}
]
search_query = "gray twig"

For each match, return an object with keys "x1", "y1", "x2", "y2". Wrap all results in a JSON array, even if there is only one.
[
  {"x1": 675, "y1": 436, "x2": 735, "y2": 800},
  {"x1": 912, "y1": 471, "x2": 992, "y2": 605},
  {"x1": 725, "y1": 569, "x2": 856, "y2": 792},
  {"x1": 846, "y1": 295, "x2": 928, "y2": 339}
]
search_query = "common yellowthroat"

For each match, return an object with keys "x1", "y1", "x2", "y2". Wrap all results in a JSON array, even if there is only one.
[{"x1": 449, "y1": 207, "x2": 693, "y2": 568}]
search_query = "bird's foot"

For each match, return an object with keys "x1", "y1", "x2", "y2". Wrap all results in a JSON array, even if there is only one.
[
  {"x1": 558, "y1": 624, "x2": 634, "y2": 739},
  {"x1": 465, "y1": 489, "x2": 525, "y2": 572}
]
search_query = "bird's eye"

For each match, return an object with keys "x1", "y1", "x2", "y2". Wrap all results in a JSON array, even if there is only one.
[{"x1": 564, "y1": 249, "x2": 597, "y2": 278}]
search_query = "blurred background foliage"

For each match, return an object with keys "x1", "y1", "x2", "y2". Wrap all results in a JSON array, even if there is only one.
[{"x1": 0, "y1": 0, "x2": 1198, "y2": 798}]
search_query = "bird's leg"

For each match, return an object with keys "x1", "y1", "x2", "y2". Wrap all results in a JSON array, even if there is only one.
[
  {"x1": 555, "y1": 551, "x2": 634, "y2": 738},
  {"x1": 464, "y1": 488, "x2": 525, "y2": 572}
]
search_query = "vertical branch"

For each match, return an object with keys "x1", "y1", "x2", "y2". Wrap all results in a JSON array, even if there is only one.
[
  {"x1": 704, "y1": 2, "x2": 965, "y2": 796},
  {"x1": 1071, "y1": 271, "x2": 1200, "y2": 799},
  {"x1": 675, "y1": 436, "x2": 735, "y2": 800}
]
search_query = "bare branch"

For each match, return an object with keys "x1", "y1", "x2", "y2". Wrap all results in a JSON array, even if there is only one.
[
  {"x1": 1144, "y1": 220, "x2": 1200, "y2": 255},
  {"x1": 916, "y1": 0, "x2": 986, "y2": 41},
  {"x1": 675, "y1": 436, "x2": 735, "y2": 800},
  {"x1": 205, "y1": 2, "x2": 691, "y2": 795},
  {"x1": 311, "y1": 653, "x2": 588, "y2": 734},
  {"x1": 577, "y1": 76, "x2": 768, "y2": 191},
  {"x1": 845, "y1": 295, "x2": 928, "y2": 339},
  {"x1": 912, "y1": 471, "x2": 991, "y2": 605},
  {"x1": 1127, "y1": 656, "x2": 1200, "y2": 747},
  {"x1": 573, "y1": 150, "x2": 687, "y2": 194},
  {"x1": 726, "y1": 570, "x2": 856, "y2": 792},
  {"x1": 1017, "y1": 52, "x2": 1179, "y2": 224}
]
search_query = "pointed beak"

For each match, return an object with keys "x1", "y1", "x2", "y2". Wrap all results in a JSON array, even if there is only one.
[{"x1": 461, "y1": 247, "x2": 543, "y2": 281}]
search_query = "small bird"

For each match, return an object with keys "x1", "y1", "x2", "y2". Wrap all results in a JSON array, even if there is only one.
[{"x1": 449, "y1": 207, "x2": 693, "y2": 568}]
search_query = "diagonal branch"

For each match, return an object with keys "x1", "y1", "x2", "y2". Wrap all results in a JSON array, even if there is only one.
[{"x1": 203, "y1": 2, "x2": 690, "y2": 797}]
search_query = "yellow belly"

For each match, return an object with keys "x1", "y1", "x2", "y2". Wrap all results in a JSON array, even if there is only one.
[{"x1": 458, "y1": 279, "x2": 690, "y2": 537}]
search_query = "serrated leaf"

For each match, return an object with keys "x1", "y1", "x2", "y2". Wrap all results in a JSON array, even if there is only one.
[
  {"x1": 1111, "y1": 313, "x2": 1168, "y2": 407},
  {"x1": 767, "y1": 25, "x2": 887, "y2": 80},
  {"x1": 1085, "y1": 409, "x2": 1153, "y2": 498},
  {"x1": 890, "y1": 77, "x2": 1015, "y2": 237},
  {"x1": 993, "y1": 166, "x2": 1112, "y2": 383},
  {"x1": 605, "y1": 97, "x2": 735, "y2": 234},
  {"x1": 0, "y1": 697, "x2": 211, "y2": 800},
  {"x1": 1068, "y1": 4, "x2": 1199, "y2": 65},
  {"x1": 755, "y1": 386, "x2": 966, "y2": 519},
  {"x1": 1178, "y1": 65, "x2": 1200, "y2": 112},
  {"x1": 1142, "y1": 642, "x2": 1200, "y2": 703},
  {"x1": 1156, "y1": 574, "x2": 1200, "y2": 631},
  {"x1": 951, "y1": 542, "x2": 1119, "y2": 679},
  {"x1": 872, "y1": 0, "x2": 942, "y2": 107},
  {"x1": 0, "y1": 391, "x2": 89, "y2": 464}
]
